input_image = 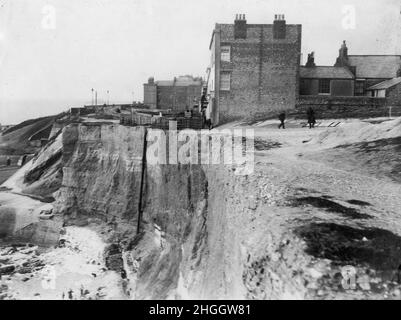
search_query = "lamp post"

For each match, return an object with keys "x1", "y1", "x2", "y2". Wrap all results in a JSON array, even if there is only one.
[
  {"x1": 91, "y1": 88, "x2": 94, "y2": 106},
  {"x1": 107, "y1": 90, "x2": 110, "y2": 105}
]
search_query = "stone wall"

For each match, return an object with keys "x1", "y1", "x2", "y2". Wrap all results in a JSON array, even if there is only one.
[{"x1": 295, "y1": 95, "x2": 401, "y2": 119}]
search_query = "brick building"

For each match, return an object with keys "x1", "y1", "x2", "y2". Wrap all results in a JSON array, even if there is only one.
[
  {"x1": 206, "y1": 14, "x2": 302, "y2": 125},
  {"x1": 300, "y1": 41, "x2": 401, "y2": 98},
  {"x1": 143, "y1": 75, "x2": 203, "y2": 112}
]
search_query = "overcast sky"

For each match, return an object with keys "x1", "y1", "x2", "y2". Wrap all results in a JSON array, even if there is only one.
[{"x1": 0, "y1": 0, "x2": 400, "y2": 124}]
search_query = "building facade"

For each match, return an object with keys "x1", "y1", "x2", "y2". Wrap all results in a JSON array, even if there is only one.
[
  {"x1": 300, "y1": 66, "x2": 355, "y2": 96},
  {"x1": 206, "y1": 14, "x2": 302, "y2": 125},
  {"x1": 334, "y1": 41, "x2": 401, "y2": 96},
  {"x1": 143, "y1": 76, "x2": 203, "y2": 112},
  {"x1": 300, "y1": 41, "x2": 401, "y2": 97}
]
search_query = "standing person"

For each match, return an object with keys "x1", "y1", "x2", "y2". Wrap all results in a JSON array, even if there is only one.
[
  {"x1": 201, "y1": 93, "x2": 207, "y2": 109},
  {"x1": 307, "y1": 107, "x2": 316, "y2": 129},
  {"x1": 278, "y1": 111, "x2": 286, "y2": 129},
  {"x1": 6, "y1": 157, "x2": 11, "y2": 166},
  {"x1": 201, "y1": 108, "x2": 207, "y2": 128},
  {"x1": 68, "y1": 289, "x2": 73, "y2": 300},
  {"x1": 205, "y1": 99, "x2": 212, "y2": 130}
]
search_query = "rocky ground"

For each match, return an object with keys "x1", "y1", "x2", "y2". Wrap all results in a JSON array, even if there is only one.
[{"x1": 0, "y1": 225, "x2": 128, "y2": 300}]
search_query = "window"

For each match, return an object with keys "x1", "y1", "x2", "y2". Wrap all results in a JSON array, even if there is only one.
[
  {"x1": 221, "y1": 46, "x2": 231, "y2": 62},
  {"x1": 220, "y1": 72, "x2": 231, "y2": 91},
  {"x1": 355, "y1": 80, "x2": 365, "y2": 96},
  {"x1": 318, "y1": 79, "x2": 331, "y2": 94}
]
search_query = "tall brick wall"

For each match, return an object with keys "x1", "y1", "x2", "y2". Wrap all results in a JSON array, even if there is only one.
[
  {"x1": 215, "y1": 23, "x2": 301, "y2": 123},
  {"x1": 295, "y1": 96, "x2": 401, "y2": 119}
]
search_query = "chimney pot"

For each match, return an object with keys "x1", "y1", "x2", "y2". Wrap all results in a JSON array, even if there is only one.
[
  {"x1": 234, "y1": 13, "x2": 247, "y2": 39},
  {"x1": 273, "y1": 14, "x2": 286, "y2": 39}
]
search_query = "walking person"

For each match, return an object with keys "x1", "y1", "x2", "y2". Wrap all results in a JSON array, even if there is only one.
[
  {"x1": 278, "y1": 111, "x2": 286, "y2": 129},
  {"x1": 307, "y1": 107, "x2": 316, "y2": 129}
]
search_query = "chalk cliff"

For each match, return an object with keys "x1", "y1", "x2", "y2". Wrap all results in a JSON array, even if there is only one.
[{"x1": 52, "y1": 123, "x2": 311, "y2": 299}]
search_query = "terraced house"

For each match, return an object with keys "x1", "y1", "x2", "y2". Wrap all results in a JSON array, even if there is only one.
[{"x1": 300, "y1": 41, "x2": 401, "y2": 97}]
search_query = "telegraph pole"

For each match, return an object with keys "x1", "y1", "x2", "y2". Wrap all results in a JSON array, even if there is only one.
[{"x1": 95, "y1": 91, "x2": 98, "y2": 106}]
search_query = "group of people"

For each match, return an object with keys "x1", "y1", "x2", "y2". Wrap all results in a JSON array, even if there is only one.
[{"x1": 278, "y1": 107, "x2": 316, "y2": 130}]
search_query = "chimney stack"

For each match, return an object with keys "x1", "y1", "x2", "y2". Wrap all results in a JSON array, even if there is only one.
[
  {"x1": 334, "y1": 40, "x2": 350, "y2": 67},
  {"x1": 273, "y1": 14, "x2": 286, "y2": 39},
  {"x1": 234, "y1": 13, "x2": 247, "y2": 39}
]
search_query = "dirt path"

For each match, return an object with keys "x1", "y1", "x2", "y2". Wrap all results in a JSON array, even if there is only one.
[{"x1": 248, "y1": 127, "x2": 401, "y2": 299}]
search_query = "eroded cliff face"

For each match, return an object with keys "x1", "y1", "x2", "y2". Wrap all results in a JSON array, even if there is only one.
[
  {"x1": 55, "y1": 123, "x2": 145, "y2": 223},
  {"x1": 53, "y1": 123, "x2": 312, "y2": 300}
]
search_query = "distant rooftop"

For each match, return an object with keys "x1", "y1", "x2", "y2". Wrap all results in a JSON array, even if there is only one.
[
  {"x1": 367, "y1": 77, "x2": 401, "y2": 90},
  {"x1": 300, "y1": 66, "x2": 354, "y2": 79},
  {"x1": 153, "y1": 76, "x2": 203, "y2": 87},
  {"x1": 347, "y1": 55, "x2": 401, "y2": 79}
]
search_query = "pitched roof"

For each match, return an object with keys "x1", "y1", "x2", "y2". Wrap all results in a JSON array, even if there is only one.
[
  {"x1": 300, "y1": 66, "x2": 354, "y2": 79},
  {"x1": 347, "y1": 55, "x2": 401, "y2": 79},
  {"x1": 367, "y1": 77, "x2": 401, "y2": 90}
]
